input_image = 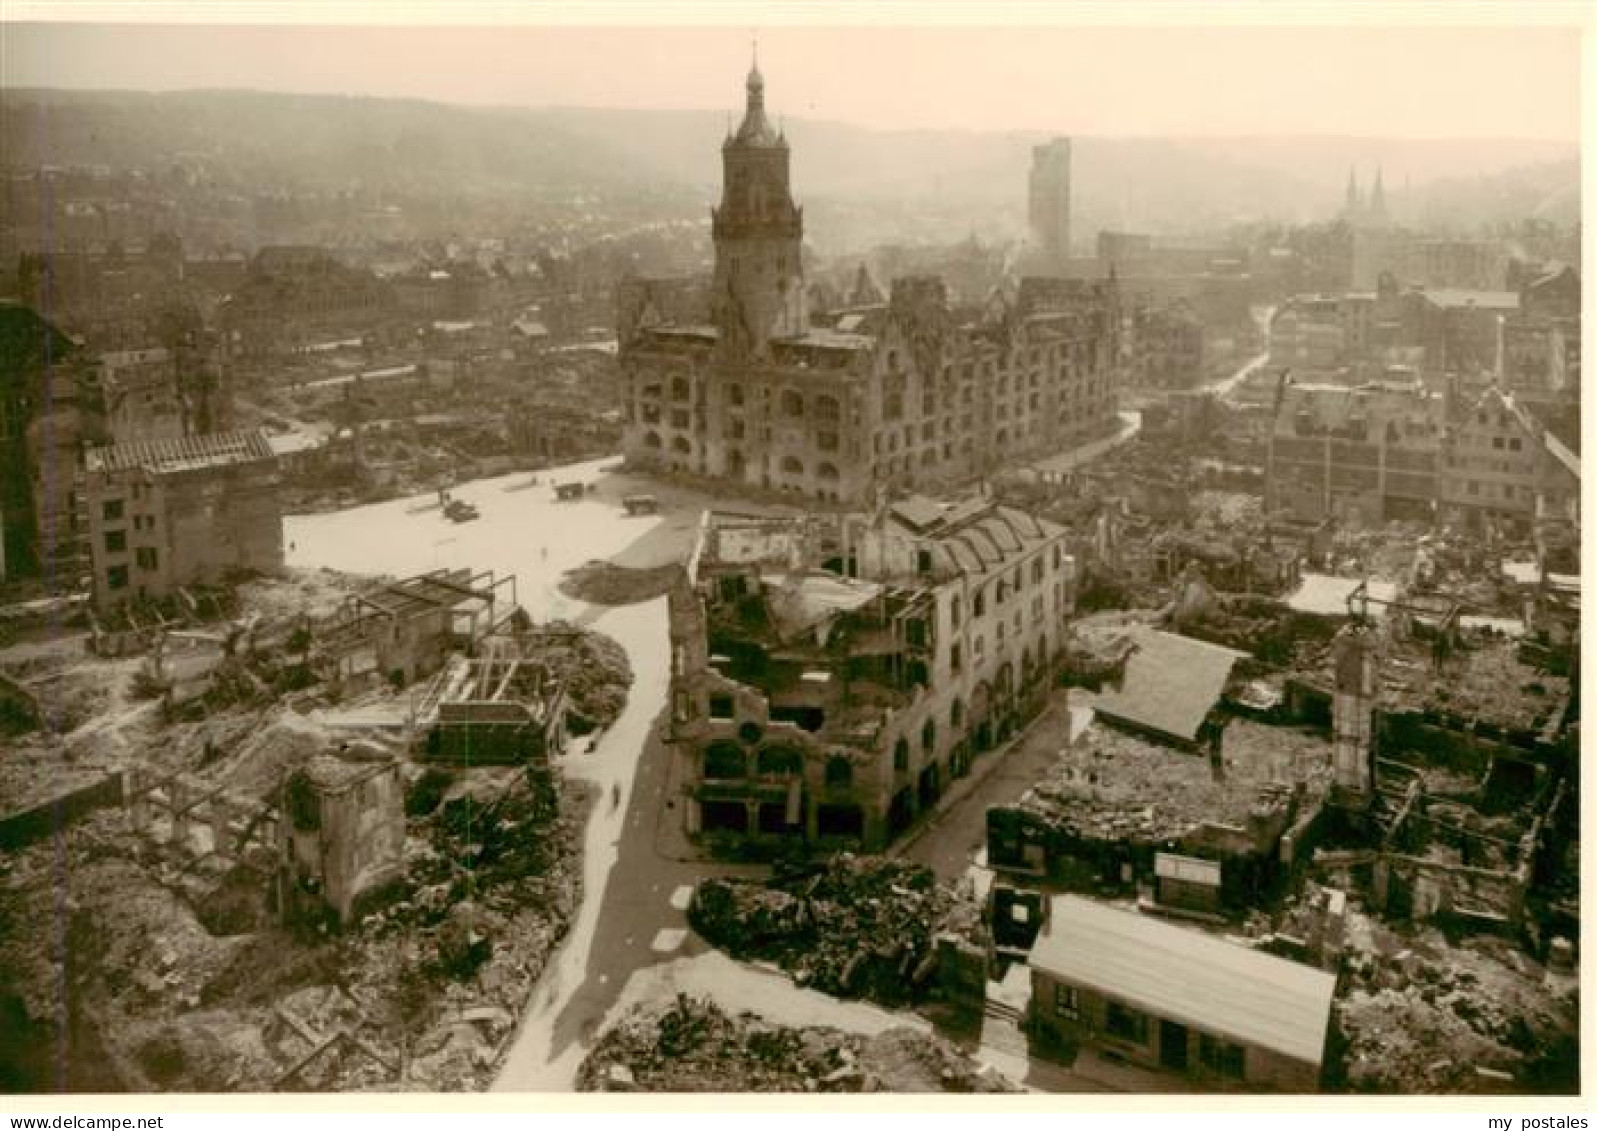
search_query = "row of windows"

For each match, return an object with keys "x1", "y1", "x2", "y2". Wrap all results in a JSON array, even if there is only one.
[
  {"x1": 1056, "y1": 988, "x2": 1245, "y2": 1080},
  {"x1": 1460, "y1": 480, "x2": 1535, "y2": 502}
]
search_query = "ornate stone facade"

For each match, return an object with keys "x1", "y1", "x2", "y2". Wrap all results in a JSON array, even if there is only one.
[{"x1": 619, "y1": 63, "x2": 1123, "y2": 505}]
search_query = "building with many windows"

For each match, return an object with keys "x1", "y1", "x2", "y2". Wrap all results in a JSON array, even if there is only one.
[
  {"x1": 667, "y1": 494, "x2": 1074, "y2": 852},
  {"x1": 1265, "y1": 378, "x2": 1446, "y2": 525},
  {"x1": 619, "y1": 63, "x2": 1122, "y2": 505},
  {"x1": 80, "y1": 429, "x2": 284, "y2": 613}
]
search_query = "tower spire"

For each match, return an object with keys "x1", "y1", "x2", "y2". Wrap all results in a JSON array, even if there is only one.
[{"x1": 746, "y1": 35, "x2": 764, "y2": 112}]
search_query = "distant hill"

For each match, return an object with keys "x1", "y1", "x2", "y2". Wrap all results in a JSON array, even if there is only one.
[{"x1": 2, "y1": 88, "x2": 1580, "y2": 240}]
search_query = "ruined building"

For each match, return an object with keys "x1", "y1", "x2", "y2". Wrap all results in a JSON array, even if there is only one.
[
  {"x1": 619, "y1": 64, "x2": 1122, "y2": 504},
  {"x1": 668, "y1": 495, "x2": 1074, "y2": 851},
  {"x1": 279, "y1": 747, "x2": 405, "y2": 926},
  {"x1": 79, "y1": 429, "x2": 285, "y2": 613},
  {"x1": 1330, "y1": 625, "x2": 1377, "y2": 799},
  {"x1": 1265, "y1": 377, "x2": 1580, "y2": 529},
  {"x1": 1264, "y1": 378, "x2": 1445, "y2": 525}
]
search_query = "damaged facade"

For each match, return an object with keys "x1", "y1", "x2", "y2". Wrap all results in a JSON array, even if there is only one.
[
  {"x1": 80, "y1": 429, "x2": 285, "y2": 613},
  {"x1": 668, "y1": 494, "x2": 1074, "y2": 851},
  {"x1": 619, "y1": 63, "x2": 1123, "y2": 505},
  {"x1": 279, "y1": 746, "x2": 406, "y2": 926},
  {"x1": 1265, "y1": 379, "x2": 1445, "y2": 525}
]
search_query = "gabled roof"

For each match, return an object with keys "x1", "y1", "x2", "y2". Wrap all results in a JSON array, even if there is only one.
[
  {"x1": 1031, "y1": 896, "x2": 1337, "y2": 1066},
  {"x1": 1094, "y1": 627, "x2": 1246, "y2": 744}
]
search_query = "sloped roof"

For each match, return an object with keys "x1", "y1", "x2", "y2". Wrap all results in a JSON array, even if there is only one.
[
  {"x1": 1094, "y1": 627, "x2": 1246, "y2": 744},
  {"x1": 1031, "y1": 896, "x2": 1337, "y2": 1066}
]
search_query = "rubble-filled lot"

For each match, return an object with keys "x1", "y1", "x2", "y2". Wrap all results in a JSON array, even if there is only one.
[
  {"x1": 1017, "y1": 719, "x2": 1332, "y2": 842},
  {"x1": 578, "y1": 995, "x2": 1017, "y2": 1093},
  {"x1": 0, "y1": 569, "x2": 632, "y2": 1092},
  {"x1": 689, "y1": 855, "x2": 983, "y2": 1008},
  {"x1": 0, "y1": 766, "x2": 589, "y2": 1092},
  {"x1": 1335, "y1": 910, "x2": 1574, "y2": 1092},
  {"x1": 558, "y1": 561, "x2": 682, "y2": 606},
  {"x1": 1383, "y1": 637, "x2": 1569, "y2": 734}
]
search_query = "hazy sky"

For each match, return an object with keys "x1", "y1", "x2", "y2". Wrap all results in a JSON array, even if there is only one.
[{"x1": 0, "y1": 18, "x2": 1584, "y2": 140}]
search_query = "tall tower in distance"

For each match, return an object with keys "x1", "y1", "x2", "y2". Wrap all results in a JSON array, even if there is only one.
[
  {"x1": 711, "y1": 52, "x2": 808, "y2": 360},
  {"x1": 1029, "y1": 137, "x2": 1073, "y2": 269}
]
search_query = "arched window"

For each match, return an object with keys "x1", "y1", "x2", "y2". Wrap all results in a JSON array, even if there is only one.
[
  {"x1": 817, "y1": 462, "x2": 840, "y2": 481},
  {"x1": 825, "y1": 756, "x2": 853, "y2": 789},
  {"x1": 703, "y1": 741, "x2": 747, "y2": 780},
  {"x1": 815, "y1": 395, "x2": 841, "y2": 423},
  {"x1": 671, "y1": 436, "x2": 692, "y2": 454},
  {"x1": 950, "y1": 698, "x2": 964, "y2": 729},
  {"x1": 781, "y1": 389, "x2": 805, "y2": 418},
  {"x1": 921, "y1": 718, "x2": 937, "y2": 754},
  {"x1": 780, "y1": 455, "x2": 804, "y2": 476},
  {"x1": 756, "y1": 745, "x2": 803, "y2": 776},
  {"x1": 642, "y1": 431, "x2": 662, "y2": 449},
  {"x1": 893, "y1": 738, "x2": 909, "y2": 772}
]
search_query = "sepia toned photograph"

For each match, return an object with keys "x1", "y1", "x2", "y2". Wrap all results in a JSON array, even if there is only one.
[{"x1": 0, "y1": 3, "x2": 1584, "y2": 1105}]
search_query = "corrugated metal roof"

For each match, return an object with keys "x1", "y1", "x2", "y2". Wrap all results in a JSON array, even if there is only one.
[
  {"x1": 1031, "y1": 896, "x2": 1336, "y2": 1065},
  {"x1": 1094, "y1": 628, "x2": 1245, "y2": 744},
  {"x1": 84, "y1": 428, "x2": 277, "y2": 475}
]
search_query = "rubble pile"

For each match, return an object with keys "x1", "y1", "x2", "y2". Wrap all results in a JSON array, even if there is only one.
[
  {"x1": 1335, "y1": 922, "x2": 1577, "y2": 1094},
  {"x1": 0, "y1": 763, "x2": 588, "y2": 1093},
  {"x1": 1248, "y1": 888, "x2": 1579, "y2": 1095},
  {"x1": 577, "y1": 995, "x2": 1018, "y2": 1093},
  {"x1": 1385, "y1": 639, "x2": 1568, "y2": 733},
  {"x1": 531, "y1": 621, "x2": 632, "y2": 735},
  {"x1": 1017, "y1": 721, "x2": 1331, "y2": 843},
  {"x1": 559, "y1": 560, "x2": 682, "y2": 606},
  {"x1": 689, "y1": 855, "x2": 980, "y2": 1007},
  {"x1": 1184, "y1": 595, "x2": 1341, "y2": 666}
]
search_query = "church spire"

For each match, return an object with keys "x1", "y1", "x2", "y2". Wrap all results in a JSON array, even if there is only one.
[
  {"x1": 1345, "y1": 166, "x2": 1361, "y2": 216},
  {"x1": 1371, "y1": 166, "x2": 1387, "y2": 216}
]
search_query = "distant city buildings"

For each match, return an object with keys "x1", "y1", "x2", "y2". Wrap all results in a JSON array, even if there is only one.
[
  {"x1": 1264, "y1": 374, "x2": 1577, "y2": 528},
  {"x1": 1265, "y1": 378, "x2": 1446, "y2": 525}
]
